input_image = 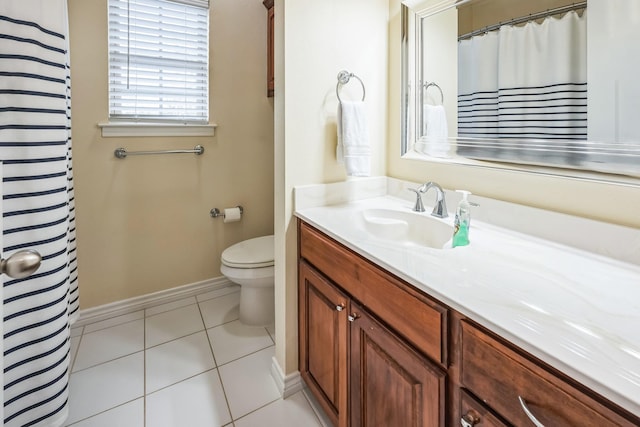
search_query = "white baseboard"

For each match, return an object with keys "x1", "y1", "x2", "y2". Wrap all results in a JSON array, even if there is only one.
[
  {"x1": 75, "y1": 276, "x2": 235, "y2": 327},
  {"x1": 270, "y1": 356, "x2": 304, "y2": 399}
]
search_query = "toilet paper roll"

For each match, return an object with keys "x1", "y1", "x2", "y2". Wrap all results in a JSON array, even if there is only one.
[{"x1": 223, "y1": 207, "x2": 242, "y2": 223}]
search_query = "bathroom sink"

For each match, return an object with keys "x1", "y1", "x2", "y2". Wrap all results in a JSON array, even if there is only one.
[{"x1": 360, "y1": 208, "x2": 453, "y2": 249}]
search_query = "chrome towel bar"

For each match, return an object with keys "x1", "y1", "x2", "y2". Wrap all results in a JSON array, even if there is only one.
[{"x1": 114, "y1": 145, "x2": 204, "y2": 159}]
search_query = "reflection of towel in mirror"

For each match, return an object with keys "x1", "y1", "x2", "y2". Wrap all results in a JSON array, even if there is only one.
[
  {"x1": 337, "y1": 101, "x2": 371, "y2": 176},
  {"x1": 415, "y1": 104, "x2": 449, "y2": 158}
]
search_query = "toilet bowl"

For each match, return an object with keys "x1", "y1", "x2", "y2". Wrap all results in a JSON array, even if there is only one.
[{"x1": 220, "y1": 235, "x2": 274, "y2": 326}]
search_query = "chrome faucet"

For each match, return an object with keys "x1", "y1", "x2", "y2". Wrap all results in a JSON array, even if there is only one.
[{"x1": 408, "y1": 182, "x2": 448, "y2": 218}]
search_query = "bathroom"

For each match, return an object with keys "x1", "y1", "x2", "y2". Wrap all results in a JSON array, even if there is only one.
[{"x1": 2, "y1": 0, "x2": 639, "y2": 425}]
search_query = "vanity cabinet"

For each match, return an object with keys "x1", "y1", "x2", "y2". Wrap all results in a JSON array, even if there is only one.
[
  {"x1": 459, "y1": 320, "x2": 639, "y2": 427},
  {"x1": 297, "y1": 219, "x2": 640, "y2": 427},
  {"x1": 298, "y1": 221, "x2": 447, "y2": 427}
]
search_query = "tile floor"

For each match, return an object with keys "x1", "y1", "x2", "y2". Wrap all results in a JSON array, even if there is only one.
[{"x1": 65, "y1": 286, "x2": 325, "y2": 427}]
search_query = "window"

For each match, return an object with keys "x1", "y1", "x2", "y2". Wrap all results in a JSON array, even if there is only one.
[{"x1": 108, "y1": 0, "x2": 209, "y2": 124}]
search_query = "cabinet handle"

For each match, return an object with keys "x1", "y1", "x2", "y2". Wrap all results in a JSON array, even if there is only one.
[
  {"x1": 336, "y1": 304, "x2": 345, "y2": 312},
  {"x1": 460, "y1": 411, "x2": 480, "y2": 427},
  {"x1": 348, "y1": 313, "x2": 359, "y2": 322},
  {"x1": 518, "y1": 396, "x2": 545, "y2": 427}
]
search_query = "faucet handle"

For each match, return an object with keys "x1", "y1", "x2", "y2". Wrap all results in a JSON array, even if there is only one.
[{"x1": 408, "y1": 188, "x2": 426, "y2": 212}]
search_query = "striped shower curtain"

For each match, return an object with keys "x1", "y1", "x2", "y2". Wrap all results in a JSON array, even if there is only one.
[
  {"x1": 1, "y1": 1, "x2": 79, "y2": 426},
  {"x1": 457, "y1": 10, "x2": 588, "y2": 165}
]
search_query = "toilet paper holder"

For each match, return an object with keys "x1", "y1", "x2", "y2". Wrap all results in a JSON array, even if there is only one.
[{"x1": 210, "y1": 206, "x2": 244, "y2": 219}]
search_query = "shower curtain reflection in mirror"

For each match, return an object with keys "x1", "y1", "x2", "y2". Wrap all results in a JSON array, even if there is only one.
[{"x1": 457, "y1": 9, "x2": 588, "y2": 165}]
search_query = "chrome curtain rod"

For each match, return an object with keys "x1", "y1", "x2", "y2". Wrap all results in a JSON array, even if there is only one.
[
  {"x1": 458, "y1": 1, "x2": 587, "y2": 41},
  {"x1": 114, "y1": 145, "x2": 204, "y2": 159}
]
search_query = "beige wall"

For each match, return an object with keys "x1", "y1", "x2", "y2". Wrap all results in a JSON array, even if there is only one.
[
  {"x1": 274, "y1": 0, "x2": 390, "y2": 374},
  {"x1": 458, "y1": 0, "x2": 579, "y2": 35},
  {"x1": 68, "y1": 0, "x2": 274, "y2": 309},
  {"x1": 388, "y1": 0, "x2": 640, "y2": 229}
]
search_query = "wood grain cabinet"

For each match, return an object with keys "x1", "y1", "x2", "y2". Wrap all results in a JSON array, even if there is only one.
[
  {"x1": 459, "y1": 321, "x2": 640, "y2": 427},
  {"x1": 350, "y1": 302, "x2": 446, "y2": 427},
  {"x1": 298, "y1": 260, "x2": 348, "y2": 427},
  {"x1": 298, "y1": 221, "x2": 447, "y2": 427},
  {"x1": 297, "y1": 219, "x2": 640, "y2": 427}
]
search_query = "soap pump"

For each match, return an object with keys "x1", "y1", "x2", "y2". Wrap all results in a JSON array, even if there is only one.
[{"x1": 452, "y1": 190, "x2": 472, "y2": 247}]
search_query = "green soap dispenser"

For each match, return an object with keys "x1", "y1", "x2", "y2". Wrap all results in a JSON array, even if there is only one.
[{"x1": 452, "y1": 190, "x2": 472, "y2": 247}]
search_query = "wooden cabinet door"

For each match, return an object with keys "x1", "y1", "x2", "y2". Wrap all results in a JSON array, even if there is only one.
[
  {"x1": 299, "y1": 261, "x2": 348, "y2": 427},
  {"x1": 350, "y1": 302, "x2": 446, "y2": 427}
]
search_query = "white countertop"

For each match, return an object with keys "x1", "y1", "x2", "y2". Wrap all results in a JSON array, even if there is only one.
[{"x1": 294, "y1": 185, "x2": 640, "y2": 417}]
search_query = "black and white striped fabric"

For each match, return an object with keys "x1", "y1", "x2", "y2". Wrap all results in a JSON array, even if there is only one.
[
  {"x1": 457, "y1": 10, "x2": 587, "y2": 164},
  {"x1": 458, "y1": 82, "x2": 588, "y2": 141},
  {"x1": 1, "y1": 1, "x2": 78, "y2": 426}
]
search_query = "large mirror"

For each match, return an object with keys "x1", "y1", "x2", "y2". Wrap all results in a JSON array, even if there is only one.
[{"x1": 401, "y1": 0, "x2": 640, "y2": 181}]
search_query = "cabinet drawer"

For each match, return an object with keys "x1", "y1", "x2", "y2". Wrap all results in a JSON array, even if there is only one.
[
  {"x1": 460, "y1": 389, "x2": 508, "y2": 427},
  {"x1": 461, "y1": 321, "x2": 638, "y2": 427},
  {"x1": 299, "y1": 221, "x2": 447, "y2": 365}
]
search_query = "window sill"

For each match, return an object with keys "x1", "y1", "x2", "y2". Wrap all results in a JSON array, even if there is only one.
[{"x1": 98, "y1": 122, "x2": 217, "y2": 138}]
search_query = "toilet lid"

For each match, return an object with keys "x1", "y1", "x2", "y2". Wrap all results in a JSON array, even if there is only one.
[{"x1": 221, "y1": 235, "x2": 274, "y2": 268}]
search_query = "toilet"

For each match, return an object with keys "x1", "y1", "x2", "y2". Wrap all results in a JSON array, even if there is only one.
[{"x1": 220, "y1": 235, "x2": 274, "y2": 326}]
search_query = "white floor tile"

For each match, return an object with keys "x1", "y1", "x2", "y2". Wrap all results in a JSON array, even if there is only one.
[
  {"x1": 234, "y1": 391, "x2": 322, "y2": 427},
  {"x1": 207, "y1": 320, "x2": 273, "y2": 365},
  {"x1": 218, "y1": 347, "x2": 280, "y2": 419},
  {"x1": 67, "y1": 353, "x2": 144, "y2": 425},
  {"x1": 83, "y1": 311, "x2": 144, "y2": 334},
  {"x1": 266, "y1": 324, "x2": 275, "y2": 341},
  {"x1": 145, "y1": 296, "x2": 197, "y2": 317},
  {"x1": 69, "y1": 335, "x2": 81, "y2": 370},
  {"x1": 199, "y1": 292, "x2": 240, "y2": 328},
  {"x1": 145, "y1": 304, "x2": 204, "y2": 348},
  {"x1": 70, "y1": 326, "x2": 83, "y2": 338},
  {"x1": 146, "y1": 331, "x2": 216, "y2": 393},
  {"x1": 146, "y1": 370, "x2": 231, "y2": 427},
  {"x1": 66, "y1": 398, "x2": 143, "y2": 427},
  {"x1": 73, "y1": 320, "x2": 144, "y2": 372},
  {"x1": 64, "y1": 288, "x2": 332, "y2": 427}
]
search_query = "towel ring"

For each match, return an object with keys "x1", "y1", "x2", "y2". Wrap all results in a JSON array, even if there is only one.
[
  {"x1": 336, "y1": 70, "x2": 366, "y2": 103},
  {"x1": 424, "y1": 82, "x2": 444, "y2": 105}
]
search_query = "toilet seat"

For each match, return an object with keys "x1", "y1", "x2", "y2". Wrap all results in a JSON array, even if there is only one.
[{"x1": 221, "y1": 235, "x2": 274, "y2": 269}]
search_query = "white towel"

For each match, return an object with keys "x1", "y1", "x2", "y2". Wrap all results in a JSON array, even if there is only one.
[
  {"x1": 415, "y1": 104, "x2": 450, "y2": 158},
  {"x1": 337, "y1": 101, "x2": 371, "y2": 177},
  {"x1": 424, "y1": 104, "x2": 448, "y2": 139}
]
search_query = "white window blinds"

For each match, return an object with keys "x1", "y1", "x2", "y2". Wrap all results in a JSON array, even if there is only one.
[{"x1": 108, "y1": 0, "x2": 209, "y2": 123}]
